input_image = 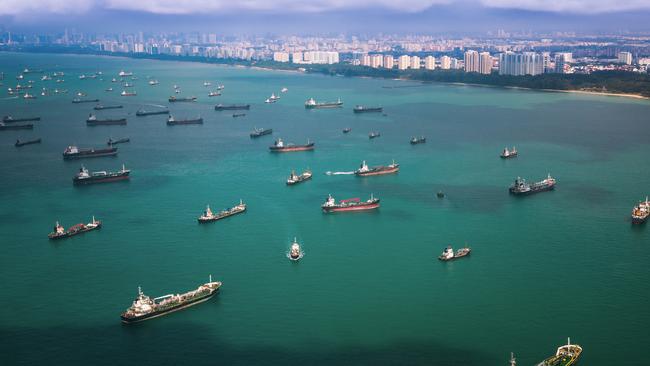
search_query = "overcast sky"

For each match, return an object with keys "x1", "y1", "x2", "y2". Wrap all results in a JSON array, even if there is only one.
[{"x1": 1, "y1": 0, "x2": 649, "y2": 33}]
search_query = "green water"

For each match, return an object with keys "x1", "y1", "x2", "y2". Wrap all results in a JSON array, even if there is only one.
[{"x1": 1, "y1": 52, "x2": 649, "y2": 365}]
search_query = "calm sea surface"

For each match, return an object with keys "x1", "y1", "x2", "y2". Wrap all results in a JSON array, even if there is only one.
[{"x1": 1, "y1": 52, "x2": 649, "y2": 366}]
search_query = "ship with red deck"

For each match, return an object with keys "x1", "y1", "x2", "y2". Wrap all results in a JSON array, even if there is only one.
[
  {"x1": 355, "y1": 160, "x2": 399, "y2": 177},
  {"x1": 321, "y1": 194, "x2": 380, "y2": 213},
  {"x1": 269, "y1": 138, "x2": 314, "y2": 152}
]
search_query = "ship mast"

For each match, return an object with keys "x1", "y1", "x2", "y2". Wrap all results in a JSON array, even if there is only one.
[{"x1": 509, "y1": 352, "x2": 516, "y2": 366}]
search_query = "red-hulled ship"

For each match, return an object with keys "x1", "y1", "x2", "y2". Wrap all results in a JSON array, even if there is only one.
[
  {"x1": 269, "y1": 138, "x2": 314, "y2": 152},
  {"x1": 354, "y1": 160, "x2": 399, "y2": 177},
  {"x1": 321, "y1": 194, "x2": 380, "y2": 213},
  {"x1": 48, "y1": 216, "x2": 101, "y2": 240}
]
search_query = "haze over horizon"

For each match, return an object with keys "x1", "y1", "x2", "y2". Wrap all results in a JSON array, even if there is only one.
[{"x1": 1, "y1": 0, "x2": 650, "y2": 34}]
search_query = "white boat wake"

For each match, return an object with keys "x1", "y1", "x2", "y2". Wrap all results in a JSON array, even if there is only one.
[
  {"x1": 325, "y1": 171, "x2": 355, "y2": 175},
  {"x1": 286, "y1": 251, "x2": 304, "y2": 261}
]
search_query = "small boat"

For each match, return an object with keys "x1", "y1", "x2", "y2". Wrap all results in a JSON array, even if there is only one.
[
  {"x1": 41, "y1": 75, "x2": 52, "y2": 81},
  {"x1": 3, "y1": 116, "x2": 40, "y2": 123},
  {"x1": 287, "y1": 169, "x2": 312, "y2": 185},
  {"x1": 265, "y1": 98, "x2": 277, "y2": 104},
  {"x1": 111, "y1": 78, "x2": 118, "y2": 83},
  {"x1": 269, "y1": 93, "x2": 280, "y2": 101},
  {"x1": 289, "y1": 238, "x2": 303, "y2": 261},
  {"x1": 436, "y1": 191, "x2": 445, "y2": 198},
  {"x1": 118, "y1": 70, "x2": 133, "y2": 77},
  {"x1": 108, "y1": 137, "x2": 130, "y2": 146},
  {"x1": 208, "y1": 91, "x2": 221, "y2": 97},
  {"x1": 534, "y1": 338, "x2": 582, "y2": 366},
  {"x1": 48, "y1": 216, "x2": 102, "y2": 240},
  {"x1": 0, "y1": 122, "x2": 33, "y2": 130},
  {"x1": 438, "y1": 245, "x2": 471, "y2": 261},
  {"x1": 250, "y1": 127, "x2": 272, "y2": 138},
  {"x1": 167, "y1": 115, "x2": 203, "y2": 125},
  {"x1": 148, "y1": 80, "x2": 159, "y2": 85},
  {"x1": 120, "y1": 90, "x2": 137, "y2": 96},
  {"x1": 281, "y1": 87, "x2": 288, "y2": 93},
  {"x1": 23, "y1": 93, "x2": 36, "y2": 99},
  {"x1": 94, "y1": 104, "x2": 123, "y2": 110},
  {"x1": 122, "y1": 82, "x2": 134, "y2": 88},
  {"x1": 501, "y1": 146, "x2": 518, "y2": 159},
  {"x1": 410, "y1": 136, "x2": 426, "y2": 144},
  {"x1": 197, "y1": 200, "x2": 247, "y2": 223},
  {"x1": 216, "y1": 84, "x2": 225, "y2": 90},
  {"x1": 105, "y1": 88, "x2": 113, "y2": 92},
  {"x1": 343, "y1": 127, "x2": 351, "y2": 133},
  {"x1": 369, "y1": 132, "x2": 381, "y2": 139},
  {"x1": 232, "y1": 113, "x2": 246, "y2": 118},
  {"x1": 203, "y1": 81, "x2": 212, "y2": 87},
  {"x1": 15, "y1": 138, "x2": 41, "y2": 147}
]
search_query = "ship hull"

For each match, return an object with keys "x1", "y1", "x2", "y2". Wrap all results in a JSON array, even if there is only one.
[
  {"x1": 48, "y1": 223, "x2": 102, "y2": 240},
  {"x1": 500, "y1": 154, "x2": 518, "y2": 159},
  {"x1": 1, "y1": 124, "x2": 33, "y2": 130},
  {"x1": 353, "y1": 108, "x2": 382, "y2": 113},
  {"x1": 322, "y1": 202, "x2": 380, "y2": 213},
  {"x1": 63, "y1": 149, "x2": 118, "y2": 160},
  {"x1": 15, "y1": 139, "x2": 41, "y2": 147},
  {"x1": 287, "y1": 176, "x2": 312, "y2": 185},
  {"x1": 215, "y1": 105, "x2": 250, "y2": 111},
  {"x1": 87, "y1": 119, "x2": 127, "y2": 126},
  {"x1": 509, "y1": 184, "x2": 555, "y2": 195},
  {"x1": 198, "y1": 209, "x2": 245, "y2": 223},
  {"x1": 306, "y1": 104, "x2": 343, "y2": 109},
  {"x1": 3, "y1": 117, "x2": 40, "y2": 123},
  {"x1": 136, "y1": 111, "x2": 169, "y2": 116},
  {"x1": 73, "y1": 174, "x2": 130, "y2": 185},
  {"x1": 250, "y1": 130, "x2": 272, "y2": 138},
  {"x1": 632, "y1": 216, "x2": 648, "y2": 224},
  {"x1": 72, "y1": 99, "x2": 99, "y2": 104},
  {"x1": 167, "y1": 119, "x2": 203, "y2": 125},
  {"x1": 269, "y1": 144, "x2": 314, "y2": 152},
  {"x1": 355, "y1": 166, "x2": 399, "y2": 176},
  {"x1": 121, "y1": 289, "x2": 218, "y2": 324}
]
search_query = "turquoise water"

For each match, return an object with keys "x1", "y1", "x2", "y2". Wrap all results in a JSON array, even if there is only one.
[{"x1": 1, "y1": 52, "x2": 649, "y2": 365}]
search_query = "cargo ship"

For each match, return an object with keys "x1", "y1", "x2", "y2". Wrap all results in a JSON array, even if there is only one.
[
  {"x1": 48, "y1": 216, "x2": 101, "y2": 240},
  {"x1": 287, "y1": 169, "x2": 312, "y2": 185},
  {"x1": 355, "y1": 160, "x2": 399, "y2": 177},
  {"x1": 410, "y1": 136, "x2": 426, "y2": 144},
  {"x1": 3, "y1": 115, "x2": 40, "y2": 123},
  {"x1": 107, "y1": 137, "x2": 130, "y2": 146},
  {"x1": 208, "y1": 91, "x2": 221, "y2": 97},
  {"x1": 72, "y1": 98, "x2": 99, "y2": 104},
  {"x1": 118, "y1": 70, "x2": 133, "y2": 77},
  {"x1": 73, "y1": 164, "x2": 130, "y2": 185},
  {"x1": 120, "y1": 276, "x2": 221, "y2": 324},
  {"x1": 501, "y1": 146, "x2": 518, "y2": 159},
  {"x1": 343, "y1": 127, "x2": 352, "y2": 133},
  {"x1": 15, "y1": 138, "x2": 41, "y2": 147},
  {"x1": 167, "y1": 115, "x2": 203, "y2": 125},
  {"x1": 509, "y1": 174, "x2": 556, "y2": 195},
  {"x1": 63, "y1": 145, "x2": 117, "y2": 159},
  {"x1": 169, "y1": 96, "x2": 197, "y2": 102},
  {"x1": 631, "y1": 197, "x2": 649, "y2": 224},
  {"x1": 120, "y1": 90, "x2": 137, "y2": 97},
  {"x1": 215, "y1": 104, "x2": 250, "y2": 111},
  {"x1": 305, "y1": 98, "x2": 343, "y2": 109},
  {"x1": 0, "y1": 123, "x2": 33, "y2": 130},
  {"x1": 198, "y1": 200, "x2": 246, "y2": 223},
  {"x1": 94, "y1": 104, "x2": 123, "y2": 110},
  {"x1": 250, "y1": 127, "x2": 272, "y2": 138},
  {"x1": 369, "y1": 132, "x2": 381, "y2": 139},
  {"x1": 269, "y1": 138, "x2": 314, "y2": 152},
  {"x1": 322, "y1": 194, "x2": 380, "y2": 213},
  {"x1": 86, "y1": 114, "x2": 127, "y2": 126},
  {"x1": 353, "y1": 105, "x2": 383, "y2": 113},
  {"x1": 289, "y1": 238, "x2": 303, "y2": 261},
  {"x1": 438, "y1": 246, "x2": 471, "y2": 261},
  {"x1": 136, "y1": 109, "x2": 169, "y2": 116},
  {"x1": 535, "y1": 338, "x2": 582, "y2": 366}
]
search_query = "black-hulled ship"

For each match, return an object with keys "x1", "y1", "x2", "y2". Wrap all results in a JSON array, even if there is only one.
[
  {"x1": 215, "y1": 104, "x2": 250, "y2": 111},
  {"x1": 167, "y1": 115, "x2": 203, "y2": 125},
  {"x1": 343, "y1": 127, "x2": 352, "y2": 133},
  {"x1": 169, "y1": 96, "x2": 197, "y2": 102},
  {"x1": 304, "y1": 98, "x2": 343, "y2": 109},
  {"x1": 86, "y1": 114, "x2": 127, "y2": 126},
  {"x1": 108, "y1": 137, "x2": 130, "y2": 146},
  {"x1": 535, "y1": 338, "x2": 582, "y2": 366},
  {"x1": 509, "y1": 174, "x2": 556, "y2": 195},
  {"x1": 0, "y1": 123, "x2": 33, "y2": 130},
  {"x1": 269, "y1": 138, "x2": 314, "y2": 152},
  {"x1": 15, "y1": 138, "x2": 41, "y2": 147},
  {"x1": 94, "y1": 104, "x2": 123, "y2": 110},
  {"x1": 48, "y1": 217, "x2": 101, "y2": 240},
  {"x1": 287, "y1": 169, "x2": 312, "y2": 185},
  {"x1": 410, "y1": 136, "x2": 426, "y2": 144},
  {"x1": 72, "y1": 98, "x2": 99, "y2": 104},
  {"x1": 136, "y1": 109, "x2": 169, "y2": 116},
  {"x1": 3, "y1": 115, "x2": 40, "y2": 123},
  {"x1": 355, "y1": 160, "x2": 399, "y2": 177},
  {"x1": 63, "y1": 145, "x2": 117, "y2": 159},
  {"x1": 73, "y1": 164, "x2": 130, "y2": 185},
  {"x1": 353, "y1": 105, "x2": 383, "y2": 113},
  {"x1": 250, "y1": 127, "x2": 272, "y2": 138},
  {"x1": 369, "y1": 132, "x2": 380, "y2": 139},
  {"x1": 120, "y1": 276, "x2": 222, "y2": 324},
  {"x1": 501, "y1": 146, "x2": 518, "y2": 159},
  {"x1": 232, "y1": 113, "x2": 246, "y2": 118},
  {"x1": 198, "y1": 200, "x2": 246, "y2": 223},
  {"x1": 321, "y1": 194, "x2": 380, "y2": 213},
  {"x1": 631, "y1": 197, "x2": 649, "y2": 224}
]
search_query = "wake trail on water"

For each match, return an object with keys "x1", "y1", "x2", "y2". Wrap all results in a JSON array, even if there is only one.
[{"x1": 325, "y1": 171, "x2": 355, "y2": 175}]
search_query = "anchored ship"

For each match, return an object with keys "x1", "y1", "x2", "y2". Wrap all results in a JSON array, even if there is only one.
[
  {"x1": 438, "y1": 246, "x2": 471, "y2": 261},
  {"x1": 289, "y1": 238, "x2": 303, "y2": 261},
  {"x1": 287, "y1": 169, "x2": 312, "y2": 185},
  {"x1": 355, "y1": 160, "x2": 399, "y2": 177},
  {"x1": 269, "y1": 138, "x2": 314, "y2": 152},
  {"x1": 343, "y1": 127, "x2": 352, "y2": 133},
  {"x1": 198, "y1": 200, "x2": 246, "y2": 223},
  {"x1": 72, "y1": 98, "x2": 99, "y2": 104},
  {"x1": 107, "y1": 137, "x2": 130, "y2": 146},
  {"x1": 3, "y1": 115, "x2": 40, "y2": 123},
  {"x1": 136, "y1": 109, "x2": 169, "y2": 116},
  {"x1": 250, "y1": 127, "x2": 272, "y2": 138},
  {"x1": 73, "y1": 164, "x2": 130, "y2": 185},
  {"x1": 0, "y1": 122, "x2": 33, "y2": 130},
  {"x1": 208, "y1": 91, "x2": 221, "y2": 97},
  {"x1": 501, "y1": 146, "x2": 518, "y2": 159},
  {"x1": 48, "y1": 216, "x2": 101, "y2": 240},
  {"x1": 86, "y1": 114, "x2": 127, "y2": 126},
  {"x1": 305, "y1": 97, "x2": 343, "y2": 109},
  {"x1": 353, "y1": 105, "x2": 383, "y2": 113},
  {"x1": 509, "y1": 174, "x2": 556, "y2": 195},
  {"x1": 535, "y1": 338, "x2": 582, "y2": 366},
  {"x1": 322, "y1": 194, "x2": 380, "y2": 213},
  {"x1": 215, "y1": 104, "x2": 250, "y2": 111},
  {"x1": 15, "y1": 138, "x2": 41, "y2": 147},
  {"x1": 232, "y1": 113, "x2": 246, "y2": 118},
  {"x1": 63, "y1": 145, "x2": 117, "y2": 159},
  {"x1": 169, "y1": 96, "x2": 197, "y2": 102},
  {"x1": 369, "y1": 132, "x2": 380, "y2": 139},
  {"x1": 167, "y1": 115, "x2": 203, "y2": 125},
  {"x1": 94, "y1": 104, "x2": 123, "y2": 110},
  {"x1": 632, "y1": 197, "x2": 649, "y2": 224},
  {"x1": 120, "y1": 276, "x2": 221, "y2": 324},
  {"x1": 120, "y1": 90, "x2": 137, "y2": 97},
  {"x1": 410, "y1": 136, "x2": 426, "y2": 144}
]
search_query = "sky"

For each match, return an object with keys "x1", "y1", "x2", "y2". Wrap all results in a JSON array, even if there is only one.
[{"x1": 1, "y1": 0, "x2": 649, "y2": 34}]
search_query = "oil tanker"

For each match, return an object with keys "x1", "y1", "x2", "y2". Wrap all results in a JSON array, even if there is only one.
[
  {"x1": 321, "y1": 194, "x2": 380, "y2": 213},
  {"x1": 167, "y1": 115, "x2": 203, "y2": 125},
  {"x1": 305, "y1": 98, "x2": 343, "y2": 109},
  {"x1": 269, "y1": 138, "x2": 314, "y2": 152},
  {"x1": 63, "y1": 145, "x2": 117, "y2": 160},
  {"x1": 73, "y1": 164, "x2": 130, "y2": 185},
  {"x1": 509, "y1": 174, "x2": 556, "y2": 195},
  {"x1": 355, "y1": 160, "x2": 399, "y2": 177},
  {"x1": 353, "y1": 105, "x2": 383, "y2": 113},
  {"x1": 48, "y1": 217, "x2": 101, "y2": 240},
  {"x1": 535, "y1": 338, "x2": 582, "y2": 366},
  {"x1": 215, "y1": 104, "x2": 250, "y2": 111},
  {"x1": 86, "y1": 114, "x2": 127, "y2": 126},
  {"x1": 169, "y1": 96, "x2": 197, "y2": 102},
  {"x1": 3, "y1": 115, "x2": 40, "y2": 123}
]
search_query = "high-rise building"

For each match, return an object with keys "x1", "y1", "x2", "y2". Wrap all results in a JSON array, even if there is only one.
[
  {"x1": 371, "y1": 54, "x2": 383, "y2": 68},
  {"x1": 361, "y1": 54, "x2": 371, "y2": 67},
  {"x1": 554, "y1": 53, "x2": 569, "y2": 73},
  {"x1": 541, "y1": 52, "x2": 552, "y2": 73},
  {"x1": 384, "y1": 55, "x2": 394, "y2": 69},
  {"x1": 498, "y1": 52, "x2": 544, "y2": 76},
  {"x1": 424, "y1": 56, "x2": 436, "y2": 70},
  {"x1": 450, "y1": 58, "x2": 459, "y2": 69},
  {"x1": 410, "y1": 56, "x2": 421, "y2": 70},
  {"x1": 464, "y1": 50, "x2": 480, "y2": 73},
  {"x1": 292, "y1": 52, "x2": 303, "y2": 63},
  {"x1": 618, "y1": 51, "x2": 632, "y2": 65},
  {"x1": 479, "y1": 52, "x2": 492, "y2": 74},
  {"x1": 440, "y1": 56, "x2": 451, "y2": 70},
  {"x1": 273, "y1": 52, "x2": 290, "y2": 62},
  {"x1": 397, "y1": 55, "x2": 410, "y2": 70}
]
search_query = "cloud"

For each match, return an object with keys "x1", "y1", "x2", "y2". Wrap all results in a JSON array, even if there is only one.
[
  {"x1": 0, "y1": 0, "x2": 94, "y2": 15},
  {"x1": 480, "y1": 0, "x2": 650, "y2": 14}
]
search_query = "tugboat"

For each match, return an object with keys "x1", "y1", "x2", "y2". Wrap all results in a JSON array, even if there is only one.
[
  {"x1": 353, "y1": 105, "x2": 383, "y2": 113},
  {"x1": 94, "y1": 104, "x2": 123, "y2": 110},
  {"x1": 343, "y1": 127, "x2": 352, "y2": 134},
  {"x1": 304, "y1": 97, "x2": 343, "y2": 109},
  {"x1": 48, "y1": 216, "x2": 102, "y2": 240},
  {"x1": 167, "y1": 115, "x2": 203, "y2": 125},
  {"x1": 287, "y1": 169, "x2": 312, "y2": 185},
  {"x1": 86, "y1": 114, "x2": 127, "y2": 126},
  {"x1": 269, "y1": 138, "x2": 314, "y2": 152},
  {"x1": 208, "y1": 91, "x2": 221, "y2": 97},
  {"x1": 136, "y1": 108, "x2": 169, "y2": 116},
  {"x1": 264, "y1": 97, "x2": 277, "y2": 104},
  {"x1": 321, "y1": 194, "x2": 380, "y2": 213},
  {"x1": 288, "y1": 238, "x2": 303, "y2": 261},
  {"x1": 63, "y1": 145, "x2": 117, "y2": 159},
  {"x1": 369, "y1": 132, "x2": 381, "y2": 139},
  {"x1": 535, "y1": 338, "x2": 582, "y2": 366},
  {"x1": 0, "y1": 122, "x2": 34, "y2": 130},
  {"x1": 148, "y1": 80, "x2": 159, "y2": 86},
  {"x1": 169, "y1": 96, "x2": 197, "y2": 102},
  {"x1": 631, "y1": 197, "x2": 649, "y2": 224},
  {"x1": 250, "y1": 127, "x2": 272, "y2": 138},
  {"x1": 120, "y1": 90, "x2": 137, "y2": 96},
  {"x1": 509, "y1": 353, "x2": 517, "y2": 366},
  {"x1": 23, "y1": 93, "x2": 36, "y2": 99},
  {"x1": 215, "y1": 104, "x2": 250, "y2": 111},
  {"x1": 120, "y1": 276, "x2": 221, "y2": 324},
  {"x1": 269, "y1": 93, "x2": 280, "y2": 101},
  {"x1": 197, "y1": 200, "x2": 247, "y2": 223},
  {"x1": 438, "y1": 245, "x2": 471, "y2": 261},
  {"x1": 501, "y1": 146, "x2": 518, "y2": 159},
  {"x1": 3, "y1": 116, "x2": 40, "y2": 123},
  {"x1": 15, "y1": 138, "x2": 41, "y2": 147},
  {"x1": 203, "y1": 81, "x2": 212, "y2": 87},
  {"x1": 410, "y1": 136, "x2": 426, "y2": 144},
  {"x1": 72, "y1": 98, "x2": 99, "y2": 104},
  {"x1": 509, "y1": 174, "x2": 556, "y2": 195},
  {"x1": 107, "y1": 137, "x2": 130, "y2": 146},
  {"x1": 355, "y1": 160, "x2": 399, "y2": 176},
  {"x1": 73, "y1": 164, "x2": 130, "y2": 185},
  {"x1": 436, "y1": 191, "x2": 445, "y2": 198},
  {"x1": 118, "y1": 70, "x2": 133, "y2": 77}
]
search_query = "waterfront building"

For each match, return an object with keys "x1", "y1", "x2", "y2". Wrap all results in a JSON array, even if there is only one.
[
  {"x1": 361, "y1": 54, "x2": 371, "y2": 67},
  {"x1": 397, "y1": 55, "x2": 410, "y2": 70},
  {"x1": 499, "y1": 52, "x2": 543, "y2": 76},
  {"x1": 424, "y1": 56, "x2": 435, "y2": 70},
  {"x1": 410, "y1": 56, "x2": 421, "y2": 70},
  {"x1": 618, "y1": 51, "x2": 632, "y2": 65},
  {"x1": 292, "y1": 52, "x2": 303, "y2": 63},
  {"x1": 371, "y1": 54, "x2": 384, "y2": 68},
  {"x1": 464, "y1": 50, "x2": 480, "y2": 73},
  {"x1": 440, "y1": 55, "x2": 451, "y2": 70},
  {"x1": 384, "y1": 55, "x2": 394, "y2": 69},
  {"x1": 554, "y1": 53, "x2": 570, "y2": 73},
  {"x1": 450, "y1": 58, "x2": 459, "y2": 69},
  {"x1": 273, "y1": 52, "x2": 290, "y2": 62},
  {"x1": 479, "y1": 52, "x2": 492, "y2": 74}
]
